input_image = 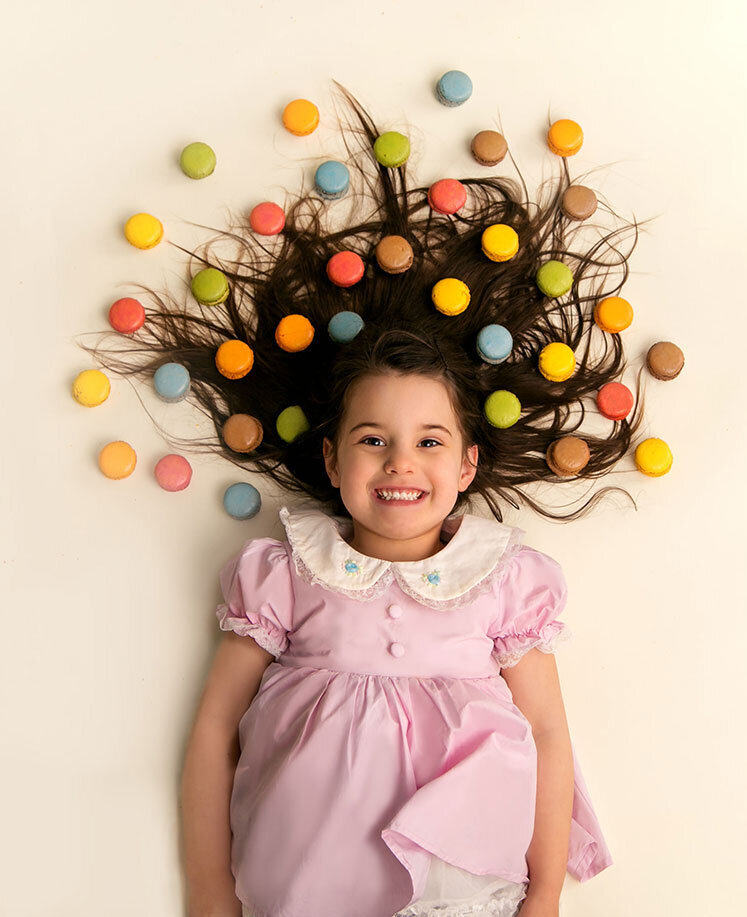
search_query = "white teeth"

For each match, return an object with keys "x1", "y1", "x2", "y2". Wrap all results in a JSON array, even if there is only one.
[{"x1": 376, "y1": 490, "x2": 423, "y2": 501}]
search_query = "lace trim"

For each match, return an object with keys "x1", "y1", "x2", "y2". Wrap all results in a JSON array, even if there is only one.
[
  {"x1": 215, "y1": 605, "x2": 288, "y2": 658},
  {"x1": 492, "y1": 622, "x2": 573, "y2": 668},
  {"x1": 395, "y1": 884, "x2": 527, "y2": 917}
]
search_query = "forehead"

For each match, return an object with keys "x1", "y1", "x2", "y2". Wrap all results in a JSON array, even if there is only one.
[{"x1": 344, "y1": 373, "x2": 457, "y2": 423}]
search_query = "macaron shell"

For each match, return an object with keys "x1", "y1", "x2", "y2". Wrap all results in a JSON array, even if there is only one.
[
  {"x1": 484, "y1": 390, "x2": 521, "y2": 428},
  {"x1": 432, "y1": 278, "x2": 471, "y2": 316},
  {"x1": 539, "y1": 342, "x2": 576, "y2": 382},
  {"x1": 275, "y1": 314, "x2": 315, "y2": 352},
  {"x1": 124, "y1": 213, "x2": 163, "y2": 249},
  {"x1": 476, "y1": 324, "x2": 513, "y2": 364},
  {"x1": 328, "y1": 311, "x2": 365, "y2": 343},
  {"x1": 153, "y1": 362, "x2": 191, "y2": 402},
  {"x1": 276, "y1": 405, "x2": 310, "y2": 442},
  {"x1": 154, "y1": 454, "x2": 193, "y2": 491},
  {"x1": 250, "y1": 202, "x2": 285, "y2": 235},
  {"x1": 327, "y1": 251, "x2": 365, "y2": 287},
  {"x1": 375, "y1": 235, "x2": 414, "y2": 274},
  {"x1": 646, "y1": 341, "x2": 685, "y2": 380},
  {"x1": 536, "y1": 260, "x2": 574, "y2": 298},
  {"x1": 179, "y1": 142, "x2": 216, "y2": 179},
  {"x1": 282, "y1": 99, "x2": 319, "y2": 136},
  {"x1": 428, "y1": 179, "x2": 467, "y2": 214},
  {"x1": 635, "y1": 437, "x2": 673, "y2": 476},
  {"x1": 594, "y1": 296, "x2": 634, "y2": 333},
  {"x1": 109, "y1": 297, "x2": 145, "y2": 333},
  {"x1": 98, "y1": 441, "x2": 137, "y2": 479},
  {"x1": 561, "y1": 185, "x2": 598, "y2": 221},
  {"x1": 373, "y1": 132, "x2": 410, "y2": 168},
  {"x1": 436, "y1": 70, "x2": 473, "y2": 106},
  {"x1": 545, "y1": 436, "x2": 590, "y2": 476},
  {"x1": 223, "y1": 414, "x2": 264, "y2": 452},
  {"x1": 315, "y1": 161, "x2": 350, "y2": 199},
  {"x1": 481, "y1": 224, "x2": 519, "y2": 262},
  {"x1": 215, "y1": 340, "x2": 255, "y2": 378},
  {"x1": 191, "y1": 268, "x2": 229, "y2": 306},
  {"x1": 73, "y1": 369, "x2": 111, "y2": 407},
  {"x1": 471, "y1": 130, "x2": 508, "y2": 166},
  {"x1": 223, "y1": 482, "x2": 262, "y2": 520},
  {"x1": 547, "y1": 119, "x2": 584, "y2": 156},
  {"x1": 597, "y1": 381, "x2": 634, "y2": 420}
]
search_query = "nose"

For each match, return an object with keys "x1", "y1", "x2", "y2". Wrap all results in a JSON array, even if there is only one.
[{"x1": 383, "y1": 446, "x2": 416, "y2": 475}]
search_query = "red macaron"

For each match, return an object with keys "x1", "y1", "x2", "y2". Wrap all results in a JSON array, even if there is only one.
[
  {"x1": 428, "y1": 179, "x2": 467, "y2": 215},
  {"x1": 597, "y1": 382, "x2": 634, "y2": 420},
  {"x1": 109, "y1": 297, "x2": 145, "y2": 333},
  {"x1": 326, "y1": 251, "x2": 365, "y2": 287},
  {"x1": 249, "y1": 202, "x2": 286, "y2": 236}
]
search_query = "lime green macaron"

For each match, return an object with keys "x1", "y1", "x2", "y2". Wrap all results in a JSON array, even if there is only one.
[
  {"x1": 373, "y1": 132, "x2": 410, "y2": 168},
  {"x1": 180, "y1": 142, "x2": 216, "y2": 179},
  {"x1": 191, "y1": 268, "x2": 229, "y2": 306},
  {"x1": 276, "y1": 405, "x2": 310, "y2": 443},
  {"x1": 536, "y1": 260, "x2": 574, "y2": 298},
  {"x1": 484, "y1": 390, "x2": 522, "y2": 428}
]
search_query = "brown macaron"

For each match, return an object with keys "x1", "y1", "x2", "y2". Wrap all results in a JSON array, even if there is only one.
[
  {"x1": 471, "y1": 130, "x2": 508, "y2": 166},
  {"x1": 375, "y1": 235, "x2": 414, "y2": 274},
  {"x1": 561, "y1": 185, "x2": 598, "y2": 221},
  {"x1": 646, "y1": 341, "x2": 685, "y2": 380},
  {"x1": 222, "y1": 413, "x2": 264, "y2": 452},
  {"x1": 546, "y1": 436, "x2": 591, "y2": 477}
]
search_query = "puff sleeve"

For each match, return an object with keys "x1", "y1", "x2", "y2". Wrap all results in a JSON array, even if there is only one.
[
  {"x1": 215, "y1": 537, "x2": 295, "y2": 659},
  {"x1": 488, "y1": 545, "x2": 572, "y2": 668}
]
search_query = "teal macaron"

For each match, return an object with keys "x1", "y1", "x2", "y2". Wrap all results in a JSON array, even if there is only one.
[
  {"x1": 536, "y1": 260, "x2": 574, "y2": 298},
  {"x1": 223, "y1": 482, "x2": 262, "y2": 520},
  {"x1": 179, "y1": 142, "x2": 216, "y2": 179},
  {"x1": 314, "y1": 161, "x2": 350, "y2": 200},
  {"x1": 436, "y1": 70, "x2": 473, "y2": 107},
  {"x1": 373, "y1": 131, "x2": 410, "y2": 168},
  {"x1": 191, "y1": 267, "x2": 229, "y2": 306}
]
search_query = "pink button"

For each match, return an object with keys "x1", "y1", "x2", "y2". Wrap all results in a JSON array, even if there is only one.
[
  {"x1": 387, "y1": 604, "x2": 403, "y2": 619},
  {"x1": 389, "y1": 642, "x2": 405, "y2": 658}
]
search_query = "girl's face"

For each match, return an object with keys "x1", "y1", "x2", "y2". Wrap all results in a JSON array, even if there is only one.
[{"x1": 322, "y1": 373, "x2": 478, "y2": 559}]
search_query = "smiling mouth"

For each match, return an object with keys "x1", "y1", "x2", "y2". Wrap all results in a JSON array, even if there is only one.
[{"x1": 374, "y1": 489, "x2": 427, "y2": 503}]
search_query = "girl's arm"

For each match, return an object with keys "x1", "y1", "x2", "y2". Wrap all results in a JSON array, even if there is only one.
[
  {"x1": 180, "y1": 631, "x2": 274, "y2": 917},
  {"x1": 502, "y1": 649, "x2": 574, "y2": 910}
]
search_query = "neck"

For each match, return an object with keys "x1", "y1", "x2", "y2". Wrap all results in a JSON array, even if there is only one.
[{"x1": 347, "y1": 520, "x2": 448, "y2": 562}]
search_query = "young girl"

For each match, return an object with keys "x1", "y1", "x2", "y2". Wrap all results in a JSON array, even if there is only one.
[{"x1": 85, "y1": 87, "x2": 645, "y2": 916}]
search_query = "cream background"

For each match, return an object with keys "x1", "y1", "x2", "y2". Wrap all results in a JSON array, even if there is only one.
[{"x1": 2, "y1": 1, "x2": 746, "y2": 915}]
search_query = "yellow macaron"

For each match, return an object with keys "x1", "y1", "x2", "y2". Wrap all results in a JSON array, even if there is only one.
[
  {"x1": 282, "y1": 99, "x2": 320, "y2": 136},
  {"x1": 481, "y1": 224, "x2": 519, "y2": 262},
  {"x1": 635, "y1": 438, "x2": 673, "y2": 476},
  {"x1": 432, "y1": 278, "x2": 471, "y2": 316},
  {"x1": 124, "y1": 213, "x2": 163, "y2": 249},
  {"x1": 72, "y1": 369, "x2": 110, "y2": 407},
  {"x1": 594, "y1": 296, "x2": 634, "y2": 333},
  {"x1": 215, "y1": 340, "x2": 255, "y2": 380},
  {"x1": 538, "y1": 342, "x2": 576, "y2": 382},
  {"x1": 547, "y1": 120, "x2": 584, "y2": 157},
  {"x1": 98, "y1": 441, "x2": 137, "y2": 479}
]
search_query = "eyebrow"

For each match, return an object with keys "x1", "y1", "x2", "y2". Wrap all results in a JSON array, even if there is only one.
[{"x1": 348, "y1": 422, "x2": 453, "y2": 437}]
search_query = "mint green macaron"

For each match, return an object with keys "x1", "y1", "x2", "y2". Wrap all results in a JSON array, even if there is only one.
[
  {"x1": 484, "y1": 390, "x2": 522, "y2": 428},
  {"x1": 276, "y1": 405, "x2": 310, "y2": 443},
  {"x1": 373, "y1": 131, "x2": 410, "y2": 168},
  {"x1": 179, "y1": 142, "x2": 216, "y2": 180},
  {"x1": 191, "y1": 267, "x2": 229, "y2": 306},
  {"x1": 536, "y1": 260, "x2": 574, "y2": 298}
]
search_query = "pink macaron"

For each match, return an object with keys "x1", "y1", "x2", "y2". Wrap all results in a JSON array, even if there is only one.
[
  {"x1": 596, "y1": 382, "x2": 634, "y2": 420},
  {"x1": 249, "y1": 202, "x2": 286, "y2": 236},
  {"x1": 154, "y1": 454, "x2": 193, "y2": 491},
  {"x1": 327, "y1": 251, "x2": 365, "y2": 287},
  {"x1": 428, "y1": 179, "x2": 467, "y2": 215},
  {"x1": 109, "y1": 297, "x2": 145, "y2": 333}
]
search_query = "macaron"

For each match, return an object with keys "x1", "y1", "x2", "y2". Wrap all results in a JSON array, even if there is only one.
[
  {"x1": 222, "y1": 414, "x2": 264, "y2": 453},
  {"x1": 375, "y1": 235, "x2": 413, "y2": 274},
  {"x1": 547, "y1": 119, "x2": 584, "y2": 157},
  {"x1": 481, "y1": 224, "x2": 519, "y2": 262},
  {"x1": 471, "y1": 130, "x2": 508, "y2": 166},
  {"x1": 597, "y1": 381, "x2": 634, "y2": 420},
  {"x1": 191, "y1": 268, "x2": 229, "y2": 306},
  {"x1": 154, "y1": 362, "x2": 190, "y2": 402},
  {"x1": 250, "y1": 202, "x2": 285, "y2": 236},
  {"x1": 327, "y1": 251, "x2": 365, "y2": 287},
  {"x1": 373, "y1": 132, "x2": 410, "y2": 168},
  {"x1": 484, "y1": 390, "x2": 521, "y2": 428},
  {"x1": 594, "y1": 296, "x2": 634, "y2": 333},
  {"x1": 536, "y1": 260, "x2": 574, "y2": 298},
  {"x1": 108, "y1": 297, "x2": 145, "y2": 334},
  {"x1": 561, "y1": 185, "x2": 597, "y2": 221},
  {"x1": 154, "y1": 454, "x2": 193, "y2": 491},
  {"x1": 546, "y1": 436, "x2": 590, "y2": 477},
  {"x1": 436, "y1": 70, "x2": 473, "y2": 106},
  {"x1": 179, "y1": 142, "x2": 216, "y2": 179},
  {"x1": 98, "y1": 441, "x2": 137, "y2": 479},
  {"x1": 635, "y1": 438, "x2": 673, "y2": 477},
  {"x1": 275, "y1": 314, "x2": 315, "y2": 352},
  {"x1": 432, "y1": 278, "x2": 471, "y2": 316},
  {"x1": 124, "y1": 213, "x2": 163, "y2": 249},
  {"x1": 276, "y1": 405, "x2": 310, "y2": 443},
  {"x1": 73, "y1": 369, "x2": 110, "y2": 407},
  {"x1": 539, "y1": 342, "x2": 576, "y2": 382},
  {"x1": 216, "y1": 340, "x2": 254, "y2": 379},
  {"x1": 315, "y1": 161, "x2": 350, "y2": 200},
  {"x1": 282, "y1": 99, "x2": 319, "y2": 136},
  {"x1": 223, "y1": 482, "x2": 262, "y2": 520},
  {"x1": 646, "y1": 342, "x2": 685, "y2": 381},
  {"x1": 476, "y1": 324, "x2": 513, "y2": 364},
  {"x1": 428, "y1": 179, "x2": 466, "y2": 215},
  {"x1": 328, "y1": 311, "x2": 365, "y2": 343}
]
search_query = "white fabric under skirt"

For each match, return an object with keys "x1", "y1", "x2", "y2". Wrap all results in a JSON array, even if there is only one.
[{"x1": 241, "y1": 855, "x2": 528, "y2": 917}]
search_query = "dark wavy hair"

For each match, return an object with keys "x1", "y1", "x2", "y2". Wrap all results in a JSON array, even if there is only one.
[{"x1": 78, "y1": 84, "x2": 650, "y2": 523}]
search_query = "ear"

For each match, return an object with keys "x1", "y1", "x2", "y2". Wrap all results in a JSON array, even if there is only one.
[
  {"x1": 458, "y1": 444, "x2": 479, "y2": 492},
  {"x1": 322, "y1": 437, "x2": 340, "y2": 488}
]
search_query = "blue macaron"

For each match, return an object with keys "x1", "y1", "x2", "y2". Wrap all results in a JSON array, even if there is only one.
[
  {"x1": 223, "y1": 482, "x2": 262, "y2": 520},
  {"x1": 314, "y1": 161, "x2": 350, "y2": 200},
  {"x1": 436, "y1": 70, "x2": 473, "y2": 107},
  {"x1": 477, "y1": 325, "x2": 513, "y2": 364},
  {"x1": 328, "y1": 311, "x2": 365, "y2": 343},
  {"x1": 153, "y1": 362, "x2": 191, "y2": 402}
]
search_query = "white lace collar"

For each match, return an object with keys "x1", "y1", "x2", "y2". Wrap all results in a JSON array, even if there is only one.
[{"x1": 278, "y1": 504, "x2": 526, "y2": 609}]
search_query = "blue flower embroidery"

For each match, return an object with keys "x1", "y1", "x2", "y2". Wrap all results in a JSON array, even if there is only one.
[
  {"x1": 423, "y1": 570, "x2": 441, "y2": 587},
  {"x1": 344, "y1": 559, "x2": 361, "y2": 576}
]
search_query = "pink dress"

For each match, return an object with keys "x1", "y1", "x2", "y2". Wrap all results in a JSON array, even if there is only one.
[{"x1": 216, "y1": 505, "x2": 612, "y2": 917}]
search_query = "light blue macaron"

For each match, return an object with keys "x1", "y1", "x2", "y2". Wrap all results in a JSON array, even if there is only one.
[
  {"x1": 223, "y1": 482, "x2": 262, "y2": 520},
  {"x1": 154, "y1": 362, "x2": 191, "y2": 402},
  {"x1": 314, "y1": 161, "x2": 350, "y2": 200},
  {"x1": 328, "y1": 311, "x2": 365, "y2": 343},
  {"x1": 436, "y1": 70, "x2": 473, "y2": 107},
  {"x1": 477, "y1": 325, "x2": 513, "y2": 364}
]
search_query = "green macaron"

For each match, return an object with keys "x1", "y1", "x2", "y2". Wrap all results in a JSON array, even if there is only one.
[
  {"x1": 536, "y1": 260, "x2": 574, "y2": 298},
  {"x1": 373, "y1": 131, "x2": 410, "y2": 168},
  {"x1": 484, "y1": 390, "x2": 522, "y2": 428},
  {"x1": 276, "y1": 405, "x2": 310, "y2": 443},
  {"x1": 190, "y1": 267, "x2": 229, "y2": 306},
  {"x1": 180, "y1": 142, "x2": 216, "y2": 179}
]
